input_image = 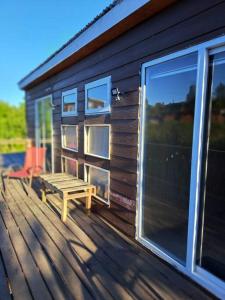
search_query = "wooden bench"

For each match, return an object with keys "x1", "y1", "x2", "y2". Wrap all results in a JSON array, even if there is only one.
[{"x1": 39, "y1": 173, "x2": 96, "y2": 222}]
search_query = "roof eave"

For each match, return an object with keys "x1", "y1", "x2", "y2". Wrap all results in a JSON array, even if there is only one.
[{"x1": 19, "y1": 0, "x2": 177, "y2": 90}]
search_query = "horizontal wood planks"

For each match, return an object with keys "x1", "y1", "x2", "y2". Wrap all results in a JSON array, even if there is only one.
[{"x1": 25, "y1": 0, "x2": 225, "y2": 235}]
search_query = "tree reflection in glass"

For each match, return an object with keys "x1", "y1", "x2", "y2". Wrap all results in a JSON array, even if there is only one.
[
  {"x1": 197, "y1": 51, "x2": 225, "y2": 281},
  {"x1": 142, "y1": 53, "x2": 198, "y2": 264}
]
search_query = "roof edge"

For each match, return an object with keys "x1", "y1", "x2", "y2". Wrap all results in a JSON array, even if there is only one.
[{"x1": 19, "y1": 0, "x2": 150, "y2": 90}]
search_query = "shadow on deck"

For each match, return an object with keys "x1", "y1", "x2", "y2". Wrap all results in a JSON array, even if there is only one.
[{"x1": 0, "y1": 177, "x2": 216, "y2": 300}]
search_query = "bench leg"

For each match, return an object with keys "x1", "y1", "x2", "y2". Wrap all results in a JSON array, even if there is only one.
[
  {"x1": 85, "y1": 191, "x2": 92, "y2": 210},
  {"x1": 61, "y1": 198, "x2": 67, "y2": 222},
  {"x1": 41, "y1": 189, "x2": 46, "y2": 203}
]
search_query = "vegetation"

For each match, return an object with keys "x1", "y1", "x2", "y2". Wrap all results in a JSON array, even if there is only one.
[{"x1": 0, "y1": 100, "x2": 27, "y2": 153}]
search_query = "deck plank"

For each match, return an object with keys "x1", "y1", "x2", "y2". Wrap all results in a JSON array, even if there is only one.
[
  {"x1": 50, "y1": 194, "x2": 213, "y2": 300},
  {"x1": 0, "y1": 177, "x2": 215, "y2": 300},
  {"x1": 0, "y1": 201, "x2": 52, "y2": 300},
  {"x1": 25, "y1": 184, "x2": 157, "y2": 300},
  {"x1": 51, "y1": 195, "x2": 179, "y2": 300},
  {"x1": 7, "y1": 180, "x2": 93, "y2": 300},
  {"x1": 13, "y1": 179, "x2": 135, "y2": 300},
  {"x1": 0, "y1": 250, "x2": 11, "y2": 300},
  {"x1": 0, "y1": 213, "x2": 32, "y2": 300},
  {"x1": 5, "y1": 189, "x2": 72, "y2": 300}
]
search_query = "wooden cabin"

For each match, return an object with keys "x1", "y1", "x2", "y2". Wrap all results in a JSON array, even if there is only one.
[{"x1": 19, "y1": 0, "x2": 225, "y2": 298}]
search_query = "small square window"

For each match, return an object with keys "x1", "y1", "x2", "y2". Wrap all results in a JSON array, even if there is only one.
[
  {"x1": 62, "y1": 88, "x2": 77, "y2": 116},
  {"x1": 85, "y1": 76, "x2": 111, "y2": 115},
  {"x1": 61, "y1": 125, "x2": 78, "y2": 152},
  {"x1": 84, "y1": 164, "x2": 110, "y2": 204},
  {"x1": 61, "y1": 156, "x2": 78, "y2": 177},
  {"x1": 85, "y1": 125, "x2": 110, "y2": 159}
]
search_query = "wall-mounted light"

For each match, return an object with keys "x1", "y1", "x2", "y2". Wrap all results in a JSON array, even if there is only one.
[
  {"x1": 111, "y1": 88, "x2": 121, "y2": 102},
  {"x1": 50, "y1": 103, "x2": 60, "y2": 110}
]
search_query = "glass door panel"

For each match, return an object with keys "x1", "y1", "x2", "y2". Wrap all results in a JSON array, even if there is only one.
[
  {"x1": 197, "y1": 51, "x2": 225, "y2": 281},
  {"x1": 36, "y1": 97, "x2": 53, "y2": 173},
  {"x1": 142, "y1": 53, "x2": 198, "y2": 264}
]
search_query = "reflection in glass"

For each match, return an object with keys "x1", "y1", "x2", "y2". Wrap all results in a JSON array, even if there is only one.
[
  {"x1": 62, "y1": 125, "x2": 78, "y2": 151},
  {"x1": 197, "y1": 51, "x2": 225, "y2": 281},
  {"x1": 87, "y1": 84, "x2": 107, "y2": 109},
  {"x1": 62, "y1": 157, "x2": 78, "y2": 177},
  {"x1": 36, "y1": 97, "x2": 52, "y2": 172},
  {"x1": 142, "y1": 53, "x2": 197, "y2": 264},
  {"x1": 63, "y1": 93, "x2": 76, "y2": 112},
  {"x1": 86, "y1": 165, "x2": 109, "y2": 203},
  {"x1": 86, "y1": 126, "x2": 109, "y2": 158}
]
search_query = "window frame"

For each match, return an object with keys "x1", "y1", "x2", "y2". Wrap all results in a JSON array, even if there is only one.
[
  {"x1": 61, "y1": 124, "x2": 79, "y2": 152},
  {"x1": 84, "y1": 163, "x2": 110, "y2": 205},
  {"x1": 61, "y1": 155, "x2": 78, "y2": 178},
  {"x1": 137, "y1": 35, "x2": 225, "y2": 300},
  {"x1": 84, "y1": 124, "x2": 111, "y2": 159},
  {"x1": 85, "y1": 76, "x2": 111, "y2": 115},
  {"x1": 61, "y1": 88, "x2": 78, "y2": 117}
]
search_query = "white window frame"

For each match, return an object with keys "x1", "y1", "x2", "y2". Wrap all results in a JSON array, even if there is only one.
[
  {"x1": 61, "y1": 88, "x2": 78, "y2": 117},
  {"x1": 84, "y1": 124, "x2": 111, "y2": 159},
  {"x1": 61, "y1": 155, "x2": 78, "y2": 178},
  {"x1": 85, "y1": 76, "x2": 111, "y2": 115},
  {"x1": 137, "y1": 35, "x2": 225, "y2": 300},
  {"x1": 61, "y1": 124, "x2": 78, "y2": 152},
  {"x1": 84, "y1": 163, "x2": 110, "y2": 205}
]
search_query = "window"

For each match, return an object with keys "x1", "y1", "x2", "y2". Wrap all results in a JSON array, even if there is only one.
[
  {"x1": 61, "y1": 125, "x2": 78, "y2": 152},
  {"x1": 61, "y1": 156, "x2": 78, "y2": 177},
  {"x1": 85, "y1": 76, "x2": 111, "y2": 114},
  {"x1": 84, "y1": 164, "x2": 110, "y2": 204},
  {"x1": 84, "y1": 125, "x2": 110, "y2": 159},
  {"x1": 62, "y1": 88, "x2": 77, "y2": 116}
]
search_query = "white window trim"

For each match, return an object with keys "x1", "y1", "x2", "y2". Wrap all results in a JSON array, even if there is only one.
[
  {"x1": 61, "y1": 124, "x2": 78, "y2": 152},
  {"x1": 84, "y1": 163, "x2": 110, "y2": 205},
  {"x1": 61, "y1": 155, "x2": 78, "y2": 178},
  {"x1": 61, "y1": 88, "x2": 78, "y2": 117},
  {"x1": 136, "y1": 35, "x2": 225, "y2": 300},
  {"x1": 85, "y1": 76, "x2": 111, "y2": 115},
  {"x1": 84, "y1": 124, "x2": 111, "y2": 160}
]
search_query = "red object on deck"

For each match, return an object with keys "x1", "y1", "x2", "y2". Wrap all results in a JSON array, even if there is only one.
[{"x1": 8, "y1": 147, "x2": 46, "y2": 179}]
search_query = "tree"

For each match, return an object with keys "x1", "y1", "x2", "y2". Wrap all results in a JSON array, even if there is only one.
[{"x1": 0, "y1": 100, "x2": 26, "y2": 139}]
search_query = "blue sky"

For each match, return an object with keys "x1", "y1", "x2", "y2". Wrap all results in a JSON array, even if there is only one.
[{"x1": 0, "y1": 0, "x2": 112, "y2": 106}]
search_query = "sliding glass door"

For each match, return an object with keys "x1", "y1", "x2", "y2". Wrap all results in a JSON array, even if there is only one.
[
  {"x1": 138, "y1": 39, "x2": 225, "y2": 299},
  {"x1": 142, "y1": 53, "x2": 198, "y2": 264},
  {"x1": 196, "y1": 50, "x2": 225, "y2": 282},
  {"x1": 35, "y1": 96, "x2": 54, "y2": 173}
]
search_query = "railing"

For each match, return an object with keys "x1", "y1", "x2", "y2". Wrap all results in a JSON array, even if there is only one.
[{"x1": 0, "y1": 138, "x2": 26, "y2": 154}]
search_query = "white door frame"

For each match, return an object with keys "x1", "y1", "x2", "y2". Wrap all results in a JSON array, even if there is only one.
[
  {"x1": 35, "y1": 95, "x2": 54, "y2": 173},
  {"x1": 137, "y1": 35, "x2": 225, "y2": 299}
]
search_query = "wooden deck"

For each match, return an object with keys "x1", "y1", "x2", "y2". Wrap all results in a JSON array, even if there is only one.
[{"x1": 0, "y1": 178, "x2": 216, "y2": 300}]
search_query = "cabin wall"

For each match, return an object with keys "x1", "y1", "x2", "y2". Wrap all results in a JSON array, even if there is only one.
[{"x1": 25, "y1": 0, "x2": 225, "y2": 237}]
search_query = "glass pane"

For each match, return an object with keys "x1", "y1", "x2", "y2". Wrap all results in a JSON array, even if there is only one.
[
  {"x1": 197, "y1": 51, "x2": 225, "y2": 281},
  {"x1": 87, "y1": 166, "x2": 109, "y2": 203},
  {"x1": 37, "y1": 101, "x2": 43, "y2": 145},
  {"x1": 63, "y1": 93, "x2": 76, "y2": 113},
  {"x1": 87, "y1": 84, "x2": 107, "y2": 109},
  {"x1": 36, "y1": 97, "x2": 52, "y2": 173},
  {"x1": 62, "y1": 157, "x2": 77, "y2": 177},
  {"x1": 86, "y1": 126, "x2": 109, "y2": 158},
  {"x1": 43, "y1": 98, "x2": 52, "y2": 172},
  {"x1": 142, "y1": 53, "x2": 198, "y2": 264},
  {"x1": 62, "y1": 126, "x2": 78, "y2": 151}
]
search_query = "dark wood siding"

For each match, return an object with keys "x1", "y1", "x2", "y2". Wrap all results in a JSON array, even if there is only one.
[{"x1": 25, "y1": 0, "x2": 225, "y2": 237}]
